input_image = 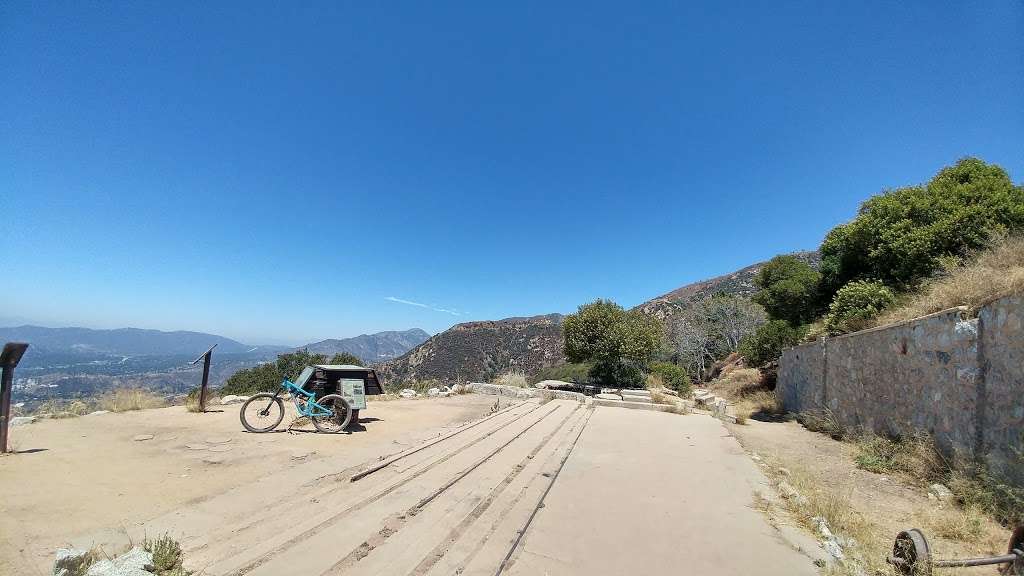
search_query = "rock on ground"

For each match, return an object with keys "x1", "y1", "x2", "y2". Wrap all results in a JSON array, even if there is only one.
[
  {"x1": 220, "y1": 395, "x2": 249, "y2": 405},
  {"x1": 83, "y1": 546, "x2": 152, "y2": 576}
]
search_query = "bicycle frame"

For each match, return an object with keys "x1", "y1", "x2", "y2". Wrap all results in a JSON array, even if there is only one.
[{"x1": 275, "y1": 379, "x2": 334, "y2": 418}]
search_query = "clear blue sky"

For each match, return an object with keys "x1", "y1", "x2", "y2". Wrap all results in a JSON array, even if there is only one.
[{"x1": 3, "y1": 2, "x2": 1022, "y2": 345}]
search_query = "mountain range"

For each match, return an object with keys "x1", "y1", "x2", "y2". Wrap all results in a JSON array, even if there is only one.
[
  {"x1": 375, "y1": 315, "x2": 564, "y2": 385},
  {"x1": 376, "y1": 251, "x2": 820, "y2": 385},
  {"x1": 300, "y1": 329, "x2": 431, "y2": 362}
]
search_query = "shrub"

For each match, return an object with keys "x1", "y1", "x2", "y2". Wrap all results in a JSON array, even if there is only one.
[
  {"x1": 328, "y1": 352, "x2": 364, "y2": 366},
  {"x1": 825, "y1": 280, "x2": 896, "y2": 335},
  {"x1": 563, "y1": 299, "x2": 664, "y2": 387},
  {"x1": 143, "y1": 533, "x2": 191, "y2": 575},
  {"x1": 875, "y1": 234, "x2": 1024, "y2": 325},
  {"x1": 751, "y1": 255, "x2": 822, "y2": 325},
  {"x1": 648, "y1": 362, "x2": 691, "y2": 396},
  {"x1": 531, "y1": 362, "x2": 593, "y2": 385},
  {"x1": 220, "y1": 362, "x2": 282, "y2": 396},
  {"x1": 820, "y1": 157, "x2": 1024, "y2": 297},
  {"x1": 737, "y1": 320, "x2": 804, "y2": 367}
]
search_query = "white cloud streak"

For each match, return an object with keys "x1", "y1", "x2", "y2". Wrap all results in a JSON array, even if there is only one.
[{"x1": 385, "y1": 296, "x2": 462, "y2": 316}]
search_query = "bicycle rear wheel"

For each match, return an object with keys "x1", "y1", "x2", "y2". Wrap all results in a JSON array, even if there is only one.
[
  {"x1": 311, "y1": 394, "x2": 352, "y2": 434},
  {"x1": 239, "y1": 393, "x2": 285, "y2": 433}
]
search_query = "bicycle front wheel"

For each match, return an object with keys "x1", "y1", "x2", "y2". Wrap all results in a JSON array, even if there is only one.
[
  {"x1": 311, "y1": 394, "x2": 352, "y2": 434},
  {"x1": 240, "y1": 393, "x2": 285, "y2": 433}
]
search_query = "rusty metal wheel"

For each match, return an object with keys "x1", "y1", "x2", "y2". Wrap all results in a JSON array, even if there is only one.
[{"x1": 892, "y1": 529, "x2": 932, "y2": 576}]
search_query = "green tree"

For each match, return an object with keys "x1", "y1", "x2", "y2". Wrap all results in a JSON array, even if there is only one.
[
  {"x1": 751, "y1": 255, "x2": 822, "y2": 326},
  {"x1": 328, "y1": 352, "x2": 364, "y2": 366},
  {"x1": 737, "y1": 320, "x2": 805, "y2": 367},
  {"x1": 220, "y1": 362, "x2": 282, "y2": 396},
  {"x1": 825, "y1": 280, "x2": 897, "y2": 335},
  {"x1": 648, "y1": 361, "x2": 691, "y2": 396},
  {"x1": 563, "y1": 299, "x2": 664, "y2": 388},
  {"x1": 820, "y1": 157, "x2": 1024, "y2": 297}
]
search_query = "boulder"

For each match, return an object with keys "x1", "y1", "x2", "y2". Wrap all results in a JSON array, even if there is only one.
[
  {"x1": 399, "y1": 389, "x2": 418, "y2": 398},
  {"x1": 10, "y1": 416, "x2": 36, "y2": 427},
  {"x1": 438, "y1": 386, "x2": 452, "y2": 397},
  {"x1": 220, "y1": 395, "x2": 249, "y2": 405},
  {"x1": 84, "y1": 546, "x2": 152, "y2": 576},
  {"x1": 929, "y1": 483, "x2": 954, "y2": 502},
  {"x1": 86, "y1": 410, "x2": 109, "y2": 416},
  {"x1": 427, "y1": 387, "x2": 441, "y2": 397},
  {"x1": 54, "y1": 548, "x2": 91, "y2": 576},
  {"x1": 595, "y1": 393, "x2": 622, "y2": 401}
]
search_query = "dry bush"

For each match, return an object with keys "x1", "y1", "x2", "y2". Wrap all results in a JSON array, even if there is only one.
[
  {"x1": 800, "y1": 410, "x2": 849, "y2": 440},
  {"x1": 494, "y1": 371, "x2": 528, "y2": 388},
  {"x1": 645, "y1": 373, "x2": 665, "y2": 390},
  {"x1": 875, "y1": 235, "x2": 1024, "y2": 326},
  {"x1": 709, "y1": 368, "x2": 781, "y2": 422},
  {"x1": 853, "y1": 433, "x2": 947, "y2": 485},
  {"x1": 709, "y1": 368, "x2": 763, "y2": 397},
  {"x1": 96, "y1": 388, "x2": 168, "y2": 412}
]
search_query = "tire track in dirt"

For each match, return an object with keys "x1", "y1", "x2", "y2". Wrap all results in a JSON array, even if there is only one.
[
  {"x1": 231, "y1": 401, "x2": 563, "y2": 576},
  {"x1": 319, "y1": 403, "x2": 582, "y2": 576},
  {"x1": 185, "y1": 402, "x2": 541, "y2": 567}
]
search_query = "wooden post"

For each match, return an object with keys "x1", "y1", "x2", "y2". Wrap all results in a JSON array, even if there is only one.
[
  {"x1": 1, "y1": 342, "x2": 30, "y2": 453},
  {"x1": 191, "y1": 344, "x2": 217, "y2": 413}
]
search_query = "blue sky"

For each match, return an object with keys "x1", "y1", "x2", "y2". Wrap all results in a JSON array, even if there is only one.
[{"x1": 3, "y1": 2, "x2": 1022, "y2": 345}]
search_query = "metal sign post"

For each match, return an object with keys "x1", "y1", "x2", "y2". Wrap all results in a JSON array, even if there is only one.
[
  {"x1": 191, "y1": 344, "x2": 217, "y2": 413},
  {"x1": 1, "y1": 342, "x2": 30, "y2": 453}
]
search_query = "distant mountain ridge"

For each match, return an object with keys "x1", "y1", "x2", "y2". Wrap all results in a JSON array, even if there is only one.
[
  {"x1": 376, "y1": 314, "x2": 564, "y2": 384},
  {"x1": 376, "y1": 251, "x2": 821, "y2": 385},
  {"x1": 0, "y1": 325, "x2": 270, "y2": 357},
  {"x1": 300, "y1": 329, "x2": 430, "y2": 362}
]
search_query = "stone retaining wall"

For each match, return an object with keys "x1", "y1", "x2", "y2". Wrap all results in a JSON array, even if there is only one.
[{"x1": 777, "y1": 295, "x2": 1023, "y2": 477}]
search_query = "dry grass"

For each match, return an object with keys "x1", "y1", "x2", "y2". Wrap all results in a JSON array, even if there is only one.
[
  {"x1": 774, "y1": 465, "x2": 891, "y2": 575},
  {"x1": 645, "y1": 373, "x2": 665, "y2": 390},
  {"x1": 709, "y1": 368, "x2": 781, "y2": 423},
  {"x1": 800, "y1": 410, "x2": 849, "y2": 440},
  {"x1": 875, "y1": 234, "x2": 1024, "y2": 326},
  {"x1": 853, "y1": 433, "x2": 947, "y2": 485},
  {"x1": 96, "y1": 388, "x2": 168, "y2": 412},
  {"x1": 494, "y1": 371, "x2": 528, "y2": 388}
]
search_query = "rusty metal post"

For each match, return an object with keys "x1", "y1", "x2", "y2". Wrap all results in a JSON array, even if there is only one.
[
  {"x1": 191, "y1": 344, "x2": 217, "y2": 413},
  {"x1": 1, "y1": 343, "x2": 30, "y2": 453}
]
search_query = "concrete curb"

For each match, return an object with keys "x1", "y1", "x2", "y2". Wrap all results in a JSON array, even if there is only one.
[{"x1": 466, "y1": 383, "x2": 589, "y2": 404}]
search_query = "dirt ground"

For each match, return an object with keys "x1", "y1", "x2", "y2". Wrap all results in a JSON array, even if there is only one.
[
  {"x1": 0, "y1": 394, "x2": 501, "y2": 575},
  {"x1": 727, "y1": 416, "x2": 1011, "y2": 575}
]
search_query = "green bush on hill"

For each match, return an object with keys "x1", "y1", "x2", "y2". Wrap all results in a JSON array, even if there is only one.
[
  {"x1": 531, "y1": 362, "x2": 593, "y2": 385},
  {"x1": 737, "y1": 320, "x2": 805, "y2": 367},
  {"x1": 648, "y1": 361, "x2": 691, "y2": 396},
  {"x1": 220, "y1": 350, "x2": 365, "y2": 396},
  {"x1": 563, "y1": 299, "x2": 664, "y2": 388},
  {"x1": 825, "y1": 280, "x2": 897, "y2": 335},
  {"x1": 751, "y1": 255, "x2": 822, "y2": 326},
  {"x1": 820, "y1": 157, "x2": 1024, "y2": 298}
]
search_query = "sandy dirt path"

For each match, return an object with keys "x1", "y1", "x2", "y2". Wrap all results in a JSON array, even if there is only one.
[
  {"x1": 2, "y1": 397, "x2": 821, "y2": 575},
  {"x1": 0, "y1": 395, "x2": 502, "y2": 575}
]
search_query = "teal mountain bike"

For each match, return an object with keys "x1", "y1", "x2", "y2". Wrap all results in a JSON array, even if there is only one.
[{"x1": 239, "y1": 371, "x2": 352, "y2": 434}]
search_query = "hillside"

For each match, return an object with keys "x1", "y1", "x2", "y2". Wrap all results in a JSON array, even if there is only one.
[
  {"x1": 376, "y1": 314, "x2": 564, "y2": 385},
  {"x1": 300, "y1": 328, "x2": 430, "y2": 362},
  {"x1": 635, "y1": 251, "x2": 820, "y2": 320},
  {"x1": 377, "y1": 252, "x2": 820, "y2": 385},
  {"x1": 0, "y1": 325, "x2": 278, "y2": 361}
]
